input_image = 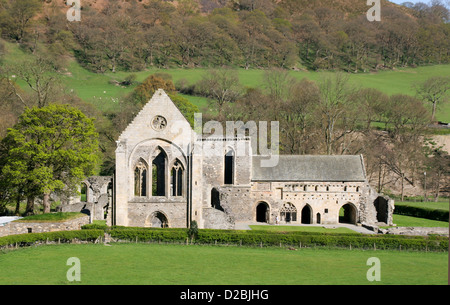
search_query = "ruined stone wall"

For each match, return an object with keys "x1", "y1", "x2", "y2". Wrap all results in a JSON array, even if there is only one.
[
  {"x1": 208, "y1": 181, "x2": 390, "y2": 227},
  {"x1": 0, "y1": 215, "x2": 90, "y2": 237},
  {"x1": 59, "y1": 176, "x2": 112, "y2": 221},
  {"x1": 127, "y1": 198, "x2": 187, "y2": 228}
]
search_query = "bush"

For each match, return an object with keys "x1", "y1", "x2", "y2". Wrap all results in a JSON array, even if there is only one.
[
  {"x1": 0, "y1": 230, "x2": 104, "y2": 248},
  {"x1": 109, "y1": 227, "x2": 188, "y2": 243},
  {"x1": 394, "y1": 205, "x2": 449, "y2": 222}
]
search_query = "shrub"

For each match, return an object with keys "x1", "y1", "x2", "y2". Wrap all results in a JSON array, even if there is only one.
[
  {"x1": 0, "y1": 230, "x2": 104, "y2": 248},
  {"x1": 394, "y1": 205, "x2": 449, "y2": 222}
]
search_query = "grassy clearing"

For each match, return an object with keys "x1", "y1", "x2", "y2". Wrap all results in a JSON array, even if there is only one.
[
  {"x1": 0, "y1": 243, "x2": 447, "y2": 285},
  {"x1": 64, "y1": 63, "x2": 450, "y2": 122},
  {"x1": 391, "y1": 214, "x2": 449, "y2": 228},
  {"x1": 395, "y1": 201, "x2": 449, "y2": 212}
]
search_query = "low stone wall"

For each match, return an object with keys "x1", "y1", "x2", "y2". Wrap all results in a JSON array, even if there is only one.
[
  {"x1": 0, "y1": 215, "x2": 90, "y2": 237},
  {"x1": 380, "y1": 226, "x2": 449, "y2": 236}
]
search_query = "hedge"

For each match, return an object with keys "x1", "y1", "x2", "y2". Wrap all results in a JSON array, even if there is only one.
[
  {"x1": 394, "y1": 205, "x2": 449, "y2": 222},
  {"x1": 0, "y1": 230, "x2": 104, "y2": 248},
  {"x1": 194, "y1": 230, "x2": 448, "y2": 251},
  {"x1": 1, "y1": 226, "x2": 447, "y2": 252},
  {"x1": 109, "y1": 227, "x2": 188, "y2": 242},
  {"x1": 84, "y1": 226, "x2": 448, "y2": 252}
]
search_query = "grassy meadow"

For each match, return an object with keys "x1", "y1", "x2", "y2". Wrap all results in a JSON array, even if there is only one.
[
  {"x1": 0, "y1": 243, "x2": 447, "y2": 285},
  {"x1": 2, "y1": 41, "x2": 450, "y2": 121},
  {"x1": 66, "y1": 63, "x2": 450, "y2": 122}
]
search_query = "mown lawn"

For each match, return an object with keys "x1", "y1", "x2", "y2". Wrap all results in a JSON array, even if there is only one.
[
  {"x1": 391, "y1": 214, "x2": 449, "y2": 228},
  {"x1": 395, "y1": 201, "x2": 449, "y2": 212},
  {"x1": 0, "y1": 243, "x2": 447, "y2": 285}
]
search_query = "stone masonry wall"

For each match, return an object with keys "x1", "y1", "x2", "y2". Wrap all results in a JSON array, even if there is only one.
[{"x1": 0, "y1": 215, "x2": 90, "y2": 237}]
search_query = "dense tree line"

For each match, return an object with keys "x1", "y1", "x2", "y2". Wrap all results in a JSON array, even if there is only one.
[{"x1": 0, "y1": 0, "x2": 448, "y2": 72}]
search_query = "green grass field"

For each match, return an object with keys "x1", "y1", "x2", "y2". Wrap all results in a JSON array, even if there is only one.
[
  {"x1": 0, "y1": 243, "x2": 447, "y2": 285},
  {"x1": 395, "y1": 201, "x2": 449, "y2": 211},
  {"x1": 63, "y1": 63, "x2": 450, "y2": 122}
]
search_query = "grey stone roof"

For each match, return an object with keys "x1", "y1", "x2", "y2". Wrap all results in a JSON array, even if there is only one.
[{"x1": 252, "y1": 155, "x2": 366, "y2": 182}]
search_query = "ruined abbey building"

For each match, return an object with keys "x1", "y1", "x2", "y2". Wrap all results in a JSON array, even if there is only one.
[{"x1": 61, "y1": 89, "x2": 394, "y2": 229}]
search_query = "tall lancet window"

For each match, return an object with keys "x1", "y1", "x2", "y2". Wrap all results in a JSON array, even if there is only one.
[
  {"x1": 134, "y1": 161, "x2": 147, "y2": 197},
  {"x1": 224, "y1": 149, "x2": 234, "y2": 185},
  {"x1": 171, "y1": 160, "x2": 184, "y2": 197},
  {"x1": 152, "y1": 150, "x2": 166, "y2": 196}
]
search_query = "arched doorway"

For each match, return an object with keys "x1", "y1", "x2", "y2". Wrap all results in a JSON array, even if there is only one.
[
  {"x1": 80, "y1": 182, "x2": 88, "y2": 202},
  {"x1": 301, "y1": 204, "x2": 312, "y2": 224},
  {"x1": 256, "y1": 202, "x2": 269, "y2": 223},
  {"x1": 316, "y1": 213, "x2": 321, "y2": 224},
  {"x1": 339, "y1": 203, "x2": 357, "y2": 224},
  {"x1": 147, "y1": 211, "x2": 169, "y2": 228}
]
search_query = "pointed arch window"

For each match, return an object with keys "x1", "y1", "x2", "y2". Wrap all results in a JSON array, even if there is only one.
[
  {"x1": 152, "y1": 150, "x2": 166, "y2": 196},
  {"x1": 171, "y1": 160, "x2": 184, "y2": 197},
  {"x1": 224, "y1": 149, "x2": 234, "y2": 185},
  {"x1": 280, "y1": 203, "x2": 297, "y2": 222},
  {"x1": 134, "y1": 161, "x2": 147, "y2": 197}
]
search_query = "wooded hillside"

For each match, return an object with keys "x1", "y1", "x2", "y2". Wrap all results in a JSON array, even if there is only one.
[{"x1": 1, "y1": 0, "x2": 448, "y2": 72}]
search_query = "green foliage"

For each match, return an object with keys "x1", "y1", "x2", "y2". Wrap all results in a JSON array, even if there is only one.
[
  {"x1": 188, "y1": 220, "x2": 199, "y2": 239},
  {"x1": 79, "y1": 226, "x2": 448, "y2": 252},
  {"x1": 0, "y1": 230, "x2": 104, "y2": 247},
  {"x1": 109, "y1": 227, "x2": 189, "y2": 242},
  {"x1": 168, "y1": 93, "x2": 199, "y2": 127},
  {"x1": 0, "y1": 104, "x2": 100, "y2": 213},
  {"x1": 394, "y1": 205, "x2": 449, "y2": 222}
]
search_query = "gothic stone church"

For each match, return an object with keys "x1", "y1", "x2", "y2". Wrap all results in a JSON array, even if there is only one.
[{"x1": 102, "y1": 89, "x2": 393, "y2": 229}]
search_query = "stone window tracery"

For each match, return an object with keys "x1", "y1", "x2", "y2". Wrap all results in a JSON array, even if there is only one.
[
  {"x1": 280, "y1": 202, "x2": 297, "y2": 222},
  {"x1": 171, "y1": 160, "x2": 184, "y2": 197},
  {"x1": 134, "y1": 160, "x2": 147, "y2": 197}
]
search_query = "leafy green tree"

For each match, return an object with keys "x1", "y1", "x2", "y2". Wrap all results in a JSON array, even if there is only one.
[
  {"x1": 168, "y1": 94, "x2": 199, "y2": 128},
  {"x1": 0, "y1": 104, "x2": 100, "y2": 214}
]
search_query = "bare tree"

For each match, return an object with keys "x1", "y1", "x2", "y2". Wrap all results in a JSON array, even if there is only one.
[
  {"x1": 414, "y1": 76, "x2": 450, "y2": 122},
  {"x1": 196, "y1": 69, "x2": 242, "y2": 114},
  {"x1": 2, "y1": 54, "x2": 61, "y2": 108},
  {"x1": 317, "y1": 73, "x2": 355, "y2": 155}
]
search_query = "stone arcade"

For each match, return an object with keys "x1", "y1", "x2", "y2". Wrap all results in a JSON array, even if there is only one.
[{"x1": 63, "y1": 89, "x2": 394, "y2": 229}]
